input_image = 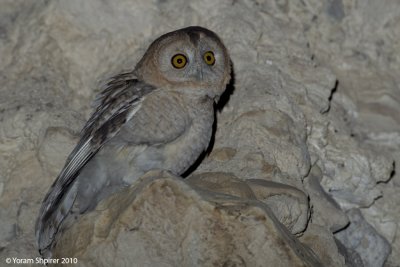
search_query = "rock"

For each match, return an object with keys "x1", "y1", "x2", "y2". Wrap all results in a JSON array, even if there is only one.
[
  {"x1": 246, "y1": 179, "x2": 310, "y2": 235},
  {"x1": 304, "y1": 165, "x2": 349, "y2": 233},
  {"x1": 186, "y1": 172, "x2": 257, "y2": 199},
  {"x1": 208, "y1": 147, "x2": 237, "y2": 162},
  {"x1": 187, "y1": 172, "x2": 310, "y2": 235},
  {"x1": 52, "y1": 171, "x2": 322, "y2": 267},
  {"x1": 334, "y1": 238, "x2": 364, "y2": 267},
  {"x1": 334, "y1": 209, "x2": 392, "y2": 267},
  {"x1": 300, "y1": 224, "x2": 346, "y2": 267}
]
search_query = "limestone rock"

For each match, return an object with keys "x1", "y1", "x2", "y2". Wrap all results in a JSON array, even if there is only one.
[
  {"x1": 187, "y1": 172, "x2": 310, "y2": 235},
  {"x1": 52, "y1": 171, "x2": 322, "y2": 267},
  {"x1": 335, "y1": 209, "x2": 391, "y2": 267},
  {"x1": 246, "y1": 179, "x2": 310, "y2": 235},
  {"x1": 304, "y1": 165, "x2": 349, "y2": 233},
  {"x1": 300, "y1": 224, "x2": 346, "y2": 267}
]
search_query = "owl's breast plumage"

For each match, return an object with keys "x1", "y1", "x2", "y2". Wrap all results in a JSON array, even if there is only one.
[
  {"x1": 110, "y1": 90, "x2": 214, "y2": 179},
  {"x1": 161, "y1": 96, "x2": 214, "y2": 174}
]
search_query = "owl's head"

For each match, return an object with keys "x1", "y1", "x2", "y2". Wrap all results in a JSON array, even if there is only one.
[{"x1": 134, "y1": 26, "x2": 231, "y2": 100}]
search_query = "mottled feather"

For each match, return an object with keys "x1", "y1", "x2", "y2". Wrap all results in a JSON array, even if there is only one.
[{"x1": 35, "y1": 74, "x2": 156, "y2": 253}]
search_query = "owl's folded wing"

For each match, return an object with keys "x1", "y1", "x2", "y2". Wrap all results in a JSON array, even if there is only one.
[{"x1": 35, "y1": 73, "x2": 156, "y2": 255}]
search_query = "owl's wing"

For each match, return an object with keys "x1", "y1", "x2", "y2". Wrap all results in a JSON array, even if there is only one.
[{"x1": 35, "y1": 72, "x2": 156, "y2": 255}]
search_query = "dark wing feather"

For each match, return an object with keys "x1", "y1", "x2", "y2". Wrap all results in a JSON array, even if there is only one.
[{"x1": 35, "y1": 73, "x2": 156, "y2": 254}]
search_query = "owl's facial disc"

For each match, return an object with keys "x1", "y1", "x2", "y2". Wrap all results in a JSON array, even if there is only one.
[
  {"x1": 134, "y1": 26, "x2": 231, "y2": 97},
  {"x1": 170, "y1": 50, "x2": 216, "y2": 77},
  {"x1": 156, "y1": 36, "x2": 225, "y2": 86}
]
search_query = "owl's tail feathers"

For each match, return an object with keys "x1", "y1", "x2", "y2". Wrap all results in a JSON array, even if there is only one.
[{"x1": 35, "y1": 182, "x2": 78, "y2": 258}]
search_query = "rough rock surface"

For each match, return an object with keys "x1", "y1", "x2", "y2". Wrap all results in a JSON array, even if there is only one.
[
  {"x1": 0, "y1": 0, "x2": 399, "y2": 266},
  {"x1": 52, "y1": 170, "x2": 322, "y2": 267},
  {"x1": 335, "y1": 209, "x2": 391, "y2": 267}
]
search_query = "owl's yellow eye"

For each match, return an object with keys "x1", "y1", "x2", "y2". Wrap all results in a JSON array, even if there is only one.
[
  {"x1": 203, "y1": 51, "x2": 215, "y2": 65},
  {"x1": 171, "y1": 54, "x2": 187, "y2": 69}
]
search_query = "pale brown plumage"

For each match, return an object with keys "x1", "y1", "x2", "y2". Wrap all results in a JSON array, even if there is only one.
[{"x1": 35, "y1": 26, "x2": 231, "y2": 257}]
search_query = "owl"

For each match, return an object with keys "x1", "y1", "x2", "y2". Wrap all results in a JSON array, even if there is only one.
[{"x1": 35, "y1": 26, "x2": 231, "y2": 257}]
